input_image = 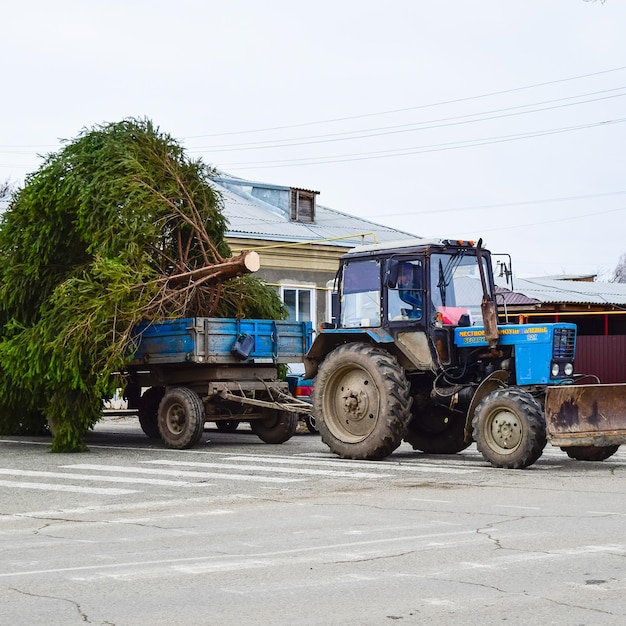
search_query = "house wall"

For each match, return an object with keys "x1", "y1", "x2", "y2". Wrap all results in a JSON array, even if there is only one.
[
  {"x1": 510, "y1": 311, "x2": 626, "y2": 383},
  {"x1": 227, "y1": 236, "x2": 345, "y2": 326},
  {"x1": 575, "y1": 335, "x2": 626, "y2": 383}
]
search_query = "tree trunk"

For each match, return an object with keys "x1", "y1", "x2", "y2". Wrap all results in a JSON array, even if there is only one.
[{"x1": 163, "y1": 250, "x2": 260, "y2": 286}]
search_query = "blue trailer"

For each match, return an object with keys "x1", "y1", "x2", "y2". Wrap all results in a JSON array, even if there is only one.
[{"x1": 124, "y1": 317, "x2": 314, "y2": 449}]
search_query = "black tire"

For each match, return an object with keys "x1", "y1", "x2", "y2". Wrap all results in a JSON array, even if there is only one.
[
  {"x1": 312, "y1": 342, "x2": 412, "y2": 460},
  {"x1": 215, "y1": 420, "x2": 240, "y2": 433},
  {"x1": 304, "y1": 414, "x2": 318, "y2": 434},
  {"x1": 124, "y1": 382, "x2": 142, "y2": 410},
  {"x1": 560, "y1": 445, "x2": 620, "y2": 461},
  {"x1": 472, "y1": 388, "x2": 546, "y2": 469},
  {"x1": 138, "y1": 386, "x2": 165, "y2": 439},
  {"x1": 404, "y1": 403, "x2": 470, "y2": 454},
  {"x1": 158, "y1": 387, "x2": 205, "y2": 449},
  {"x1": 250, "y1": 410, "x2": 298, "y2": 444}
]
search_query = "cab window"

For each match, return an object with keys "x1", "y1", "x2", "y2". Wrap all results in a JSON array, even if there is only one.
[
  {"x1": 340, "y1": 260, "x2": 381, "y2": 328},
  {"x1": 387, "y1": 259, "x2": 423, "y2": 322}
]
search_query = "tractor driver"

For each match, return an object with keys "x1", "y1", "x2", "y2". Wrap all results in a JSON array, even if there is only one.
[{"x1": 388, "y1": 261, "x2": 422, "y2": 321}]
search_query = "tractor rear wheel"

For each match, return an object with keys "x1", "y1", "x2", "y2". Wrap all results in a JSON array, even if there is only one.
[
  {"x1": 472, "y1": 388, "x2": 546, "y2": 469},
  {"x1": 158, "y1": 387, "x2": 205, "y2": 449},
  {"x1": 312, "y1": 342, "x2": 412, "y2": 460},
  {"x1": 250, "y1": 410, "x2": 298, "y2": 443},
  {"x1": 404, "y1": 404, "x2": 470, "y2": 454},
  {"x1": 560, "y1": 445, "x2": 619, "y2": 461}
]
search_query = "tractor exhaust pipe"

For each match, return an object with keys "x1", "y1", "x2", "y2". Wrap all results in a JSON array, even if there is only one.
[{"x1": 476, "y1": 239, "x2": 499, "y2": 349}]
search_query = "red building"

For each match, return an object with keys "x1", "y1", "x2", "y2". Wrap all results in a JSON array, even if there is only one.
[{"x1": 496, "y1": 276, "x2": 626, "y2": 384}]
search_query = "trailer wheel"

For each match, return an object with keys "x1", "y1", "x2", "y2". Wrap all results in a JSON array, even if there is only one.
[
  {"x1": 560, "y1": 445, "x2": 620, "y2": 461},
  {"x1": 215, "y1": 420, "x2": 240, "y2": 433},
  {"x1": 250, "y1": 410, "x2": 298, "y2": 444},
  {"x1": 158, "y1": 387, "x2": 206, "y2": 449},
  {"x1": 472, "y1": 388, "x2": 546, "y2": 469},
  {"x1": 312, "y1": 342, "x2": 412, "y2": 460},
  {"x1": 124, "y1": 382, "x2": 142, "y2": 411},
  {"x1": 304, "y1": 414, "x2": 319, "y2": 434},
  {"x1": 138, "y1": 386, "x2": 165, "y2": 439},
  {"x1": 404, "y1": 405, "x2": 470, "y2": 454}
]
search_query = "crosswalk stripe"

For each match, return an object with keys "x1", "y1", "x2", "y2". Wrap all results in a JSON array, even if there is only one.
[
  {"x1": 60, "y1": 464, "x2": 305, "y2": 484},
  {"x1": 0, "y1": 479, "x2": 136, "y2": 495},
  {"x1": 0, "y1": 468, "x2": 211, "y2": 488},
  {"x1": 223, "y1": 454, "x2": 478, "y2": 474},
  {"x1": 141, "y1": 459, "x2": 391, "y2": 479}
]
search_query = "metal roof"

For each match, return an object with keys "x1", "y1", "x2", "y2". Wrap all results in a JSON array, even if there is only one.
[
  {"x1": 495, "y1": 286, "x2": 540, "y2": 307},
  {"x1": 213, "y1": 174, "x2": 418, "y2": 248},
  {"x1": 496, "y1": 277, "x2": 626, "y2": 307}
]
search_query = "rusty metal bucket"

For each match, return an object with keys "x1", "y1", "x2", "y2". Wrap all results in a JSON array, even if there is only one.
[{"x1": 545, "y1": 383, "x2": 626, "y2": 447}]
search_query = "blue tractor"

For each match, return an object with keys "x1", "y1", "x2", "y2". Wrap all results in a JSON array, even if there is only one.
[{"x1": 304, "y1": 238, "x2": 623, "y2": 468}]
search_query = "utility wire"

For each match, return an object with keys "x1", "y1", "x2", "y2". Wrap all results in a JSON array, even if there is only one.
[
  {"x1": 187, "y1": 86, "x2": 626, "y2": 151},
  {"x1": 452, "y1": 206, "x2": 626, "y2": 235},
  {"x1": 359, "y1": 190, "x2": 626, "y2": 218},
  {"x1": 184, "y1": 65, "x2": 626, "y2": 139},
  {"x1": 221, "y1": 117, "x2": 626, "y2": 168}
]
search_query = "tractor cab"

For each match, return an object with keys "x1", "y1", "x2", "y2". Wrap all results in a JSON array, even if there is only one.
[{"x1": 336, "y1": 238, "x2": 492, "y2": 333}]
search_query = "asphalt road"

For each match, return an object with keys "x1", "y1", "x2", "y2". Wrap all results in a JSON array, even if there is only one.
[{"x1": 1, "y1": 417, "x2": 626, "y2": 625}]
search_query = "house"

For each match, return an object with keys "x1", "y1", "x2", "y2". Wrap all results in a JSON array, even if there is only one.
[
  {"x1": 496, "y1": 275, "x2": 626, "y2": 383},
  {"x1": 214, "y1": 172, "x2": 626, "y2": 383},
  {"x1": 213, "y1": 173, "x2": 419, "y2": 328}
]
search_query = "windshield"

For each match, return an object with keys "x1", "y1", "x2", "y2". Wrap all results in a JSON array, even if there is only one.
[{"x1": 430, "y1": 252, "x2": 493, "y2": 326}]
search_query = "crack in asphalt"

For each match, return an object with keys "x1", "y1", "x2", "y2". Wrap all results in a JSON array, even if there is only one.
[
  {"x1": 8, "y1": 587, "x2": 106, "y2": 623},
  {"x1": 332, "y1": 550, "x2": 416, "y2": 564},
  {"x1": 427, "y1": 577, "x2": 621, "y2": 617}
]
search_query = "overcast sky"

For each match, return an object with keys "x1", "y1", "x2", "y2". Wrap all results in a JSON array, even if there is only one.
[{"x1": 2, "y1": 0, "x2": 625, "y2": 279}]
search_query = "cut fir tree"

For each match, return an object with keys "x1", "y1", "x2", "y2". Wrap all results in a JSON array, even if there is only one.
[{"x1": 0, "y1": 118, "x2": 284, "y2": 451}]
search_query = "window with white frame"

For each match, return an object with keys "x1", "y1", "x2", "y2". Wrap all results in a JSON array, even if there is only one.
[{"x1": 281, "y1": 285, "x2": 315, "y2": 325}]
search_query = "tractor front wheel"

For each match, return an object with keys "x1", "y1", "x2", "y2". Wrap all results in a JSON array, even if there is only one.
[
  {"x1": 472, "y1": 388, "x2": 546, "y2": 469},
  {"x1": 312, "y1": 343, "x2": 412, "y2": 460}
]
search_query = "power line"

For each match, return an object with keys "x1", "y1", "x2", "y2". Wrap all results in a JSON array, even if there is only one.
[
  {"x1": 358, "y1": 190, "x2": 626, "y2": 218},
  {"x1": 220, "y1": 117, "x2": 626, "y2": 169},
  {"x1": 450, "y1": 206, "x2": 626, "y2": 235},
  {"x1": 183, "y1": 65, "x2": 626, "y2": 139},
  {"x1": 187, "y1": 86, "x2": 626, "y2": 152}
]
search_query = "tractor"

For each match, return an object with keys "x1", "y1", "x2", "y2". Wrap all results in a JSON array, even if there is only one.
[{"x1": 304, "y1": 238, "x2": 625, "y2": 468}]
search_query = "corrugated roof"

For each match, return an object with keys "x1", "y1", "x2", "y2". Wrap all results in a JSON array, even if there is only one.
[
  {"x1": 213, "y1": 174, "x2": 417, "y2": 248},
  {"x1": 497, "y1": 277, "x2": 626, "y2": 307},
  {"x1": 495, "y1": 286, "x2": 540, "y2": 307}
]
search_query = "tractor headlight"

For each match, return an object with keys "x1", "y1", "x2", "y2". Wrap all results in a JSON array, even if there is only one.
[
  {"x1": 564, "y1": 363, "x2": 574, "y2": 377},
  {"x1": 551, "y1": 363, "x2": 560, "y2": 378}
]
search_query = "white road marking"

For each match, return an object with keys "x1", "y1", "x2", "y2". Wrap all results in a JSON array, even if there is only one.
[
  {"x1": 60, "y1": 463, "x2": 305, "y2": 484},
  {"x1": 0, "y1": 468, "x2": 211, "y2": 488},
  {"x1": 223, "y1": 453, "x2": 478, "y2": 474},
  {"x1": 141, "y1": 459, "x2": 390, "y2": 479},
  {"x1": 0, "y1": 495, "x2": 253, "y2": 523},
  {"x1": 0, "y1": 529, "x2": 478, "y2": 579},
  {"x1": 494, "y1": 504, "x2": 541, "y2": 511},
  {"x1": 0, "y1": 479, "x2": 135, "y2": 495}
]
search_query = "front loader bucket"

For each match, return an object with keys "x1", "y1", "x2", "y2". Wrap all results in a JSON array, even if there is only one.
[{"x1": 545, "y1": 383, "x2": 626, "y2": 447}]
